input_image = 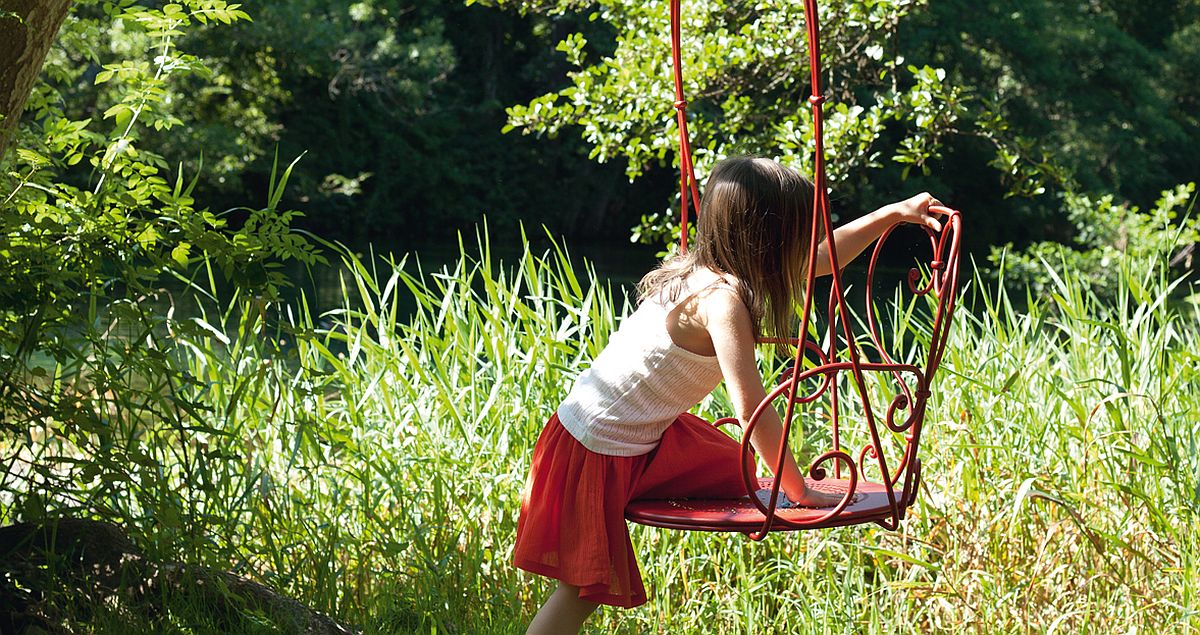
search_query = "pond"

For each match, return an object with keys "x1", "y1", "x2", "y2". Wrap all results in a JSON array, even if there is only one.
[
  {"x1": 280, "y1": 236, "x2": 664, "y2": 319},
  {"x1": 155, "y1": 228, "x2": 939, "y2": 345},
  {"x1": 270, "y1": 230, "x2": 936, "y2": 329}
]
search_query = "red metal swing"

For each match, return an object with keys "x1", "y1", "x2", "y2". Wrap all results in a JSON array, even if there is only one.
[{"x1": 624, "y1": 0, "x2": 963, "y2": 539}]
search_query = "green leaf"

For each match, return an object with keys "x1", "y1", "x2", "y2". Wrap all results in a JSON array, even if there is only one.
[
  {"x1": 136, "y1": 225, "x2": 160, "y2": 250},
  {"x1": 172, "y1": 242, "x2": 192, "y2": 266},
  {"x1": 15, "y1": 149, "x2": 50, "y2": 167}
]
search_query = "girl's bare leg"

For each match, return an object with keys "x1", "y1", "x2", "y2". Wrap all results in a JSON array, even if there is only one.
[{"x1": 527, "y1": 582, "x2": 599, "y2": 635}]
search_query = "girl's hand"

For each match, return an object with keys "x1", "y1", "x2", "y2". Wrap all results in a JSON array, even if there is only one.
[
  {"x1": 784, "y1": 484, "x2": 845, "y2": 509},
  {"x1": 890, "y1": 192, "x2": 945, "y2": 232}
]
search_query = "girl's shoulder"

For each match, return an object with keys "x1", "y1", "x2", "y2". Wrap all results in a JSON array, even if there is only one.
[
  {"x1": 690, "y1": 269, "x2": 742, "y2": 301},
  {"x1": 680, "y1": 269, "x2": 748, "y2": 322},
  {"x1": 660, "y1": 269, "x2": 749, "y2": 357},
  {"x1": 695, "y1": 278, "x2": 750, "y2": 326},
  {"x1": 644, "y1": 267, "x2": 734, "y2": 304}
]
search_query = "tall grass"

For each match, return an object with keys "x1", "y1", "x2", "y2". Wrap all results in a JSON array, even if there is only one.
[{"x1": 3, "y1": 231, "x2": 1198, "y2": 633}]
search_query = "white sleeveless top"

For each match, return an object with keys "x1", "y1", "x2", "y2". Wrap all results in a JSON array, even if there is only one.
[{"x1": 557, "y1": 281, "x2": 733, "y2": 456}]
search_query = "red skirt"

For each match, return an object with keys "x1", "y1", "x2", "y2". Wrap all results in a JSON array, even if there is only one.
[{"x1": 513, "y1": 412, "x2": 754, "y2": 608}]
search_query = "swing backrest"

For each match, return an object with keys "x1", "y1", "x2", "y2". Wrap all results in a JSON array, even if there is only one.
[{"x1": 727, "y1": 208, "x2": 962, "y2": 536}]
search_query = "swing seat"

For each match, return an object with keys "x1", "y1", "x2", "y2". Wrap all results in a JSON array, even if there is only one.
[{"x1": 626, "y1": 477, "x2": 908, "y2": 532}]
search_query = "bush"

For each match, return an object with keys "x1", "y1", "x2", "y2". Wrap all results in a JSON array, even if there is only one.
[{"x1": 991, "y1": 182, "x2": 1197, "y2": 297}]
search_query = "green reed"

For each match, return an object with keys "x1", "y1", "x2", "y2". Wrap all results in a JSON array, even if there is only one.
[{"x1": 3, "y1": 230, "x2": 1197, "y2": 633}]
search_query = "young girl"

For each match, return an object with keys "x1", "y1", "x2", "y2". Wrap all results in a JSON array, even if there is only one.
[{"x1": 513, "y1": 156, "x2": 944, "y2": 633}]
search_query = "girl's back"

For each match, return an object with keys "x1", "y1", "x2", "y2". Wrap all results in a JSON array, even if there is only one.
[{"x1": 556, "y1": 270, "x2": 735, "y2": 457}]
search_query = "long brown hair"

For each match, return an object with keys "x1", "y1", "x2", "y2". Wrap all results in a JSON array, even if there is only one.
[{"x1": 638, "y1": 156, "x2": 817, "y2": 348}]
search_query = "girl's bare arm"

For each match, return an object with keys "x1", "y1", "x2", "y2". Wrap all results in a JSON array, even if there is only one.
[
  {"x1": 702, "y1": 288, "x2": 842, "y2": 507},
  {"x1": 813, "y1": 192, "x2": 945, "y2": 277}
]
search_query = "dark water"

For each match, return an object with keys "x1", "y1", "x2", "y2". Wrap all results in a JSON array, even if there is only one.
[
  {"x1": 273, "y1": 233, "x2": 928, "y2": 327},
  {"x1": 153, "y1": 228, "x2": 933, "y2": 340},
  {"x1": 279, "y1": 238, "x2": 663, "y2": 319}
]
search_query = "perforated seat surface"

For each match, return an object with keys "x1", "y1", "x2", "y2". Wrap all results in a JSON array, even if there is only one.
[{"x1": 625, "y1": 477, "x2": 905, "y2": 532}]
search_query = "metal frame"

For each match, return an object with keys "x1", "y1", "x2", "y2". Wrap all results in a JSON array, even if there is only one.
[{"x1": 625, "y1": 0, "x2": 963, "y2": 538}]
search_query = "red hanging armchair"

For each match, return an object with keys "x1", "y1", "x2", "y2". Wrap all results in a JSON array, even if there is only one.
[{"x1": 624, "y1": 0, "x2": 964, "y2": 539}]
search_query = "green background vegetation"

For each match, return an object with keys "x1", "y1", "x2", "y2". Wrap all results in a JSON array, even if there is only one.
[{"x1": 1, "y1": 0, "x2": 1198, "y2": 632}]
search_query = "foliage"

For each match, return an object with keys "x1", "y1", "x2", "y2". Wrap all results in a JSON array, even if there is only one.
[
  {"x1": 490, "y1": 1, "x2": 930, "y2": 207},
  {"x1": 176, "y1": 0, "x2": 460, "y2": 203},
  {"x1": 480, "y1": 0, "x2": 1082, "y2": 248},
  {"x1": 0, "y1": 0, "x2": 320, "y2": 557},
  {"x1": 993, "y1": 182, "x2": 1198, "y2": 295},
  {"x1": 475, "y1": 0, "x2": 1200, "y2": 263},
  {"x1": 494, "y1": 1, "x2": 933, "y2": 177},
  {"x1": 34, "y1": 0, "x2": 642, "y2": 242},
  {"x1": 3, "y1": 228, "x2": 1198, "y2": 631},
  {"x1": 16, "y1": 0, "x2": 1200, "y2": 252},
  {"x1": 1, "y1": 0, "x2": 320, "y2": 309},
  {"x1": 8, "y1": 0, "x2": 620, "y2": 246},
  {"x1": 908, "y1": 0, "x2": 1200, "y2": 206}
]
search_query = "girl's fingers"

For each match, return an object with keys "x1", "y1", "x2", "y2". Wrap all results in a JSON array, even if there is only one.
[{"x1": 926, "y1": 198, "x2": 945, "y2": 231}]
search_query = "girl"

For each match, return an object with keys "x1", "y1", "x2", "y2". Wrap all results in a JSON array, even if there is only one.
[{"x1": 514, "y1": 156, "x2": 944, "y2": 633}]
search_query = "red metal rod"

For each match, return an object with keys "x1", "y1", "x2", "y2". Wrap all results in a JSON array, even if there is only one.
[{"x1": 670, "y1": 0, "x2": 701, "y2": 252}]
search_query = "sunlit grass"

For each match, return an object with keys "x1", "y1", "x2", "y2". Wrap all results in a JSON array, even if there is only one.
[{"x1": 3, "y1": 231, "x2": 1198, "y2": 633}]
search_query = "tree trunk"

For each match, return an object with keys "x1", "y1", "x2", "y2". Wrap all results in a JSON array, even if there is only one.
[
  {"x1": 1, "y1": 519, "x2": 359, "y2": 634},
  {"x1": 0, "y1": 0, "x2": 71, "y2": 161}
]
